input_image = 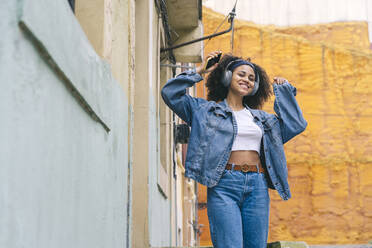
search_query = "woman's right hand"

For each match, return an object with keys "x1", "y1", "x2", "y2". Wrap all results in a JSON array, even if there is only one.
[{"x1": 196, "y1": 51, "x2": 222, "y2": 75}]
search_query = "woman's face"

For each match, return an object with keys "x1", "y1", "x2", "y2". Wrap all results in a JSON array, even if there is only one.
[{"x1": 229, "y1": 65, "x2": 256, "y2": 97}]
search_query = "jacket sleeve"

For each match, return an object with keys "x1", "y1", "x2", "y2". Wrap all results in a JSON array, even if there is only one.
[
  {"x1": 273, "y1": 82, "x2": 307, "y2": 143},
  {"x1": 161, "y1": 70, "x2": 206, "y2": 125}
]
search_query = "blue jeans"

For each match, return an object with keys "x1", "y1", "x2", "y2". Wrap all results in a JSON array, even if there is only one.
[{"x1": 207, "y1": 169, "x2": 270, "y2": 248}]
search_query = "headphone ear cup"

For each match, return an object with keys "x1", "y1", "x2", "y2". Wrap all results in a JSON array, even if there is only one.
[
  {"x1": 222, "y1": 71, "x2": 232, "y2": 87},
  {"x1": 248, "y1": 82, "x2": 259, "y2": 96},
  {"x1": 247, "y1": 72, "x2": 260, "y2": 96}
]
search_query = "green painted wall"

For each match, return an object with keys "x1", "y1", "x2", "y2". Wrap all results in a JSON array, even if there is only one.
[{"x1": 0, "y1": 1, "x2": 129, "y2": 247}]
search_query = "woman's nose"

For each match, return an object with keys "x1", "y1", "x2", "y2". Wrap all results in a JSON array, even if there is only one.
[
  {"x1": 246, "y1": 78, "x2": 254, "y2": 85},
  {"x1": 242, "y1": 77, "x2": 250, "y2": 83}
]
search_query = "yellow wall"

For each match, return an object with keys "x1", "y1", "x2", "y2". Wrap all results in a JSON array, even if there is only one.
[
  {"x1": 198, "y1": 7, "x2": 372, "y2": 245},
  {"x1": 271, "y1": 21, "x2": 371, "y2": 52}
]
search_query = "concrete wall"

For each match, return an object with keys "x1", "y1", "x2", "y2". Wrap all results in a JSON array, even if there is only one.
[
  {"x1": 75, "y1": 0, "x2": 135, "y2": 247},
  {"x1": 132, "y1": 0, "x2": 175, "y2": 247},
  {"x1": 76, "y1": 1, "x2": 200, "y2": 246},
  {"x1": 148, "y1": 3, "x2": 173, "y2": 246},
  {"x1": 203, "y1": 0, "x2": 372, "y2": 42},
  {"x1": 76, "y1": 0, "x2": 198, "y2": 247},
  {"x1": 1, "y1": 0, "x2": 200, "y2": 247},
  {"x1": 0, "y1": 1, "x2": 129, "y2": 248}
]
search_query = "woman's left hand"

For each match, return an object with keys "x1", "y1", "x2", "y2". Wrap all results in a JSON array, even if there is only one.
[{"x1": 273, "y1": 77, "x2": 287, "y2": 85}]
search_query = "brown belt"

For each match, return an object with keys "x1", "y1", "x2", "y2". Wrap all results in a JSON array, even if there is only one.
[{"x1": 226, "y1": 163, "x2": 265, "y2": 173}]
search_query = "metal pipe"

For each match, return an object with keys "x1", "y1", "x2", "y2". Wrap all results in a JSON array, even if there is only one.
[
  {"x1": 160, "y1": 64, "x2": 195, "y2": 69},
  {"x1": 231, "y1": 17, "x2": 235, "y2": 53},
  {"x1": 160, "y1": 13, "x2": 236, "y2": 53}
]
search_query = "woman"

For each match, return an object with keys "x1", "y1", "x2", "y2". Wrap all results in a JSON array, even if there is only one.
[{"x1": 161, "y1": 51, "x2": 307, "y2": 248}]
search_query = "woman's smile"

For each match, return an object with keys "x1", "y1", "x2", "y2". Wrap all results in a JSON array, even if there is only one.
[{"x1": 238, "y1": 81, "x2": 251, "y2": 91}]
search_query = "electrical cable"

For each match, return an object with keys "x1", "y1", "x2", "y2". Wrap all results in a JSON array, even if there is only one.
[
  {"x1": 198, "y1": 0, "x2": 239, "y2": 57},
  {"x1": 198, "y1": 11, "x2": 230, "y2": 56},
  {"x1": 155, "y1": 0, "x2": 176, "y2": 64},
  {"x1": 231, "y1": 0, "x2": 238, "y2": 53},
  {"x1": 160, "y1": 0, "x2": 238, "y2": 53}
]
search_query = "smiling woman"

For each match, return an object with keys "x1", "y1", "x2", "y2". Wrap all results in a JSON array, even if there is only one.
[
  {"x1": 161, "y1": 51, "x2": 307, "y2": 248},
  {"x1": 231, "y1": 65, "x2": 255, "y2": 92},
  {"x1": 206, "y1": 53, "x2": 272, "y2": 110}
]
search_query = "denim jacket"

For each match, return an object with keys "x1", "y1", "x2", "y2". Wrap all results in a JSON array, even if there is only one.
[{"x1": 161, "y1": 70, "x2": 307, "y2": 200}]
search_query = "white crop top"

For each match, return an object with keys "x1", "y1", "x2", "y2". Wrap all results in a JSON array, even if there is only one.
[{"x1": 231, "y1": 108, "x2": 263, "y2": 154}]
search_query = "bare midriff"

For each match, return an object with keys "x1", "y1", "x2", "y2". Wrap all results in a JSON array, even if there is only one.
[{"x1": 227, "y1": 150, "x2": 262, "y2": 166}]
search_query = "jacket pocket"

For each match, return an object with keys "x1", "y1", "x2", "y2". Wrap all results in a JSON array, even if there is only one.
[
  {"x1": 263, "y1": 117, "x2": 282, "y2": 144},
  {"x1": 206, "y1": 106, "x2": 228, "y2": 130}
]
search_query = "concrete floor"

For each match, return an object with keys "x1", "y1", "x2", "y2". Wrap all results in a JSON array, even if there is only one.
[{"x1": 310, "y1": 245, "x2": 372, "y2": 248}]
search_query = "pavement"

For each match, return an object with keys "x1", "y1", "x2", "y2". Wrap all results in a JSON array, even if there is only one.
[{"x1": 310, "y1": 245, "x2": 372, "y2": 248}]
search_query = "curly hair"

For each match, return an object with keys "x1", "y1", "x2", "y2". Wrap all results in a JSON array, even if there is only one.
[{"x1": 205, "y1": 54, "x2": 272, "y2": 109}]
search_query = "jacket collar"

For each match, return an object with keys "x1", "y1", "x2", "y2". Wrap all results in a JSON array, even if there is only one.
[
  {"x1": 218, "y1": 99, "x2": 264, "y2": 122},
  {"x1": 244, "y1": 104, "x2": 263, "y2": 121},
  {"x1": 217, "y1": 99, "x2": 232, "y2": 113}
]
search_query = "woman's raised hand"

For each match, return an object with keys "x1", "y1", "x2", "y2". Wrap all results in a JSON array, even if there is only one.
[
  {"x1": 196, "y1": 51, "x2": 222, "y2": 75},
  {"x1": 273, "y1": 77, "x2": 287, "y2": 85}
]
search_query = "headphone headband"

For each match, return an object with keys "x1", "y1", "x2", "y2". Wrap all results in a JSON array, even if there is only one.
[{"x1": 226, "y1": 59, "x2": 255, "y2": 72}]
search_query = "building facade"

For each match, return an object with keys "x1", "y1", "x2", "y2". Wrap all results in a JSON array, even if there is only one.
[{"x1": 0, "y1": 0, "x2": 203, "y2": 247}]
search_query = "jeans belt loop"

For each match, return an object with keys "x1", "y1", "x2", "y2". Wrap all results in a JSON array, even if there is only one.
[
  {"x1": 231, "y1": 163, "x2": 235, "y2": 170},
  {"x1": 256, "y1": 164, "x2": 259, "y2": 173}
]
